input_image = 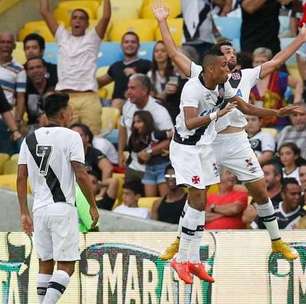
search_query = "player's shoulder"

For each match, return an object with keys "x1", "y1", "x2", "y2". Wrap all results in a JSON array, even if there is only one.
[{"x1": 184, "y1": 76, "x2": 202, "y2": 89}]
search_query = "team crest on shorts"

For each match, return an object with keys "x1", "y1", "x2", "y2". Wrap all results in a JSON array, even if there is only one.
[
  {"x1": 192, "y1": 175, "x2": 200, "y2": 185},
  {"x1": 245, "y1": 158, "x2": 257, "y2": 173}
]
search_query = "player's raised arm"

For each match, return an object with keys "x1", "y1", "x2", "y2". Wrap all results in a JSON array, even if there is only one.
[
  {"x1": 260, "y1": 26, "x2": 306, "y2": 78},
  {"x1": 71, "y1": 161, "x2": 99, "y2": 228},
  {"x1": 40, "y1": 0, "x2": 59, "y2": 35},
  {"x1": 95, "y1": 0, "x2": 111, "y2": 39},
  {"x1": 152, "y1": 0, "x2": 192, "y2": 77},
  {"x1": 230, "y1": 96, "x2": 305, "y2": 117}
]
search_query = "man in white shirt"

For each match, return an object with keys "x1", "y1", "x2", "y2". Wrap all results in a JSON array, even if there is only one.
[
  {"x1": 152, "y1": 2, "x2": 303, "y2": 263},
  {"x1": 40, "y1": 0, "x2": 111, "y2": 135},
  {"x1": 17, "y1": 93, "x2": 99, "y2": 304},
  {"x1": 118, "y1": 74, "x2": 173, "y2": 176}
]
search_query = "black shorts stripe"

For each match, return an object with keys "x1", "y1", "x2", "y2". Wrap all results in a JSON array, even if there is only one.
[
  {"x1": 26, "y1": 133, "x2": 66, "y2": 203},
  {"x1": 182, "y1": 226, "x2": 196, "y2": 236},
  {"x1": 47, "y1": 281, "x2": 66, "y2": 294},
  {"x1": 37, "y1": 287, "x2": 47, "y2": 296}
]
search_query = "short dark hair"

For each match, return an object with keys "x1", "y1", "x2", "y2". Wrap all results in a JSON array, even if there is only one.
[
  {"x1": 202, "y1": 46, "x2": 225, "y2": 70},
  {"x1": 24, "y1": 56, "x2": 46, "y2": 70},
  {"x1": 123, "y1": 181, "x2": 144, "y2": 196},
  {"x1": 121, "y1": 31, "x2": 140, "y2": 45},
  {"x1": 70, "y1": 123, "x2": 93, "y2": 143},
  {"x1": 165, "y1": 163, "x2": 174, "y2": 174},
  {"x1": 216, "y1": 40, "x2": 233, "y2": 49},
  {"x1": 44, "y1": 93, "x2": 69, "y2": 118},
  {"x1": 263, "y1": 160, "x2": 282, "y2": 176},
  {"x1": 282, "y1": 177, "x2": 300, "y2": 192},
  {"x1": 71, "y1": 8, "x2": 89, "y2": 21},
  {"x1": 23, "y1": 33, "x2": 45, "y2": 51}
]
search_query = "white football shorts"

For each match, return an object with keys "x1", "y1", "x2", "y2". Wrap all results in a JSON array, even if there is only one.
[
  {"x1": 170, "y1": 140, "x2": 220, "y2": 189},
  {"x1": 33, "y1": 203, "x2": 80, "y2": 262},
  {"x1": 212, "y1": 130, "x2": 264, "y2": 182}
]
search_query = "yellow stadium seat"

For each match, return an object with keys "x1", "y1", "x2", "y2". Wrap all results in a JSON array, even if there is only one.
[
  {"x1": 138, "y1": 197, "x2": 159, "y2": 209},
  {"x1": 155, "y1": 18, "x2": 183, "y2": 45},
  {"x1": 262, "y1": 127, "x2": 278, "y2": 138},
  {"x1": 0, "y1": 153, "x2": 10, "y2": 175},
  {"x1": 96, "y1": 67, "x2": 114, "y2": 99},
  {"x1": 109, "y1": 19, "x2": 156, "y2": 42},
  {"x1": 207, "y1": 183, "x2": 220, "y2": 195},
  {"x1": 101, "y1": 107, "x2": 120, "y2": 134},
  {"x1": 112, "y1": 173, "x2": 125, "y2": 208},
  {"x1": 97, "y1": 0, "x2": 142, "y2": 21},
  {"x1": 0, "y1": 174, "x2": 31, "y2": 193},
  {"x1": 12, "y1": 42, "x2": 26, "y2": 64},
  {"x1": 10, "y1": 154, "x2": 19, "y2": 161},
  {"x1": 3, "y1": 159, "x2": 18, "y2": 175},
  {"x1": 54, "y1": 1, "x2": 98, "y2": 26},
  {"x1": 140, "y1": 0, "x2": 181, "y2": 18},
  {"x1": 18, "y1": 21, "x2": 55, "y2": 42}
]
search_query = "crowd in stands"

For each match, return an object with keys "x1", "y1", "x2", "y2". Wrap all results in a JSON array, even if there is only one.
[{"x1": 0, "y1": 0, "x2": 305, "y2": 231}]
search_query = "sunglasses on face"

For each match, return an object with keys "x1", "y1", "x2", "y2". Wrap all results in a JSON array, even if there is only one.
[{"x1": 165, "y1": 174, "x2": 176, "y2": 179}]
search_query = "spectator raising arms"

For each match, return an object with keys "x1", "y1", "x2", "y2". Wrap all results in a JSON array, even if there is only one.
[{"x1": 40, "y1": 0, "x2": 111, "y2": 135}]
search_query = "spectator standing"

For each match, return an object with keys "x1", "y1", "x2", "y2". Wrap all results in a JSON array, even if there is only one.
[
  {"x1": 23, "y1": 33, "x2": 57, "y2": 83},
  {"x1": 147, "y1": 40, "x2": 175, "y2": 101},
  {"x1": 205, "y1": 169, "x2": 248, "y2": 229},
  {"x1": 118, "y1": 74, "x2": 173, "y2": 170},
  {"x1": 40, "y1": 0, "x2": 111, "y2": 135},
  {"x1": 113, "y1": 182, "x2": 150, "y2": 219},
  {"x1": 246, "y1": 115, "x2": 275, "y2": 165},
  {"x1": 240, "y1": 0, "x2": 281, "y2": 55},
  {"x1": 128, "y1": 111, "x2": 171, "y2": 196},
  {"x1": 150, "y1": 164, "x2": 187, "y2": 224},
  {"x1": 299, "y1": 164, "x2": 306, "y2": 194},
  {"x1": 276, "y1": 102, "x2": 306, "y2": 159},
  {"x1": 97, "y1": 32, "x2": 152, "y2": 110}
]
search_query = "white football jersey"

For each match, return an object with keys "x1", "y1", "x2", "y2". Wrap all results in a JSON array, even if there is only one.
[
  {"x1": 190, "y1": 63, "x2": 261, "y2": 132},
  {"x1": 18, "y1": 127, "x2": 85, "y2": 211},
  {"x1": 174, "y1": 73, "x2": 236, "y2": 146}
]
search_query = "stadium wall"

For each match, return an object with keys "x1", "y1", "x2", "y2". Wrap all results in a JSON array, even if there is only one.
[
  {"x1": 0, "y1": 231, "x2": 305, "y2": 303},
  {"x1": 0, "y1": 0, "x2": 58, "y2": 35},
  {"x1": 0, "y1": 189, "x2": 178, "y2": 232}
]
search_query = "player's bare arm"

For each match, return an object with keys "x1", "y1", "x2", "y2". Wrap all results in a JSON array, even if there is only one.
[
  {"x1": 17, "y1": 164, "x2": 33, "y2": 236},
  {"x1": 260, "y1": 26, "x2": 306, "y2": 78},
  {"x1": 184, "y1": 102, "x2": 236, "y2": 130},
  {"x1": 71, "y1": 161, "x2": 99, "y2": 228},
  {"x1": 40, "y1": 0, "x2": 59, "y2": 35},
  {"x1": 230, "y1": 96, "x2": 305, "y2": 117},
  {"x1": 152, "y1": 0, "x2": 192, "y2": 77},
  {"x1": 95, "y1": 0, "x2": 111, "y2": 39}
]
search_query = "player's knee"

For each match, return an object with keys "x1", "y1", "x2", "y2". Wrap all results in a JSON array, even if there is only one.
[
  {"x1": 188, "y1": 188, "x2": 205, "y2": 211},
  {"x1": 57, "y1": 262, "x2": 75, "y2": 277}
]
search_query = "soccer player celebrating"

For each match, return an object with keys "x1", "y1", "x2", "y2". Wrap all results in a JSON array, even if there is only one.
[
  {"x1": 153, "y1": 0, "x2": 304, "y2": 266},
  {"x1": 17, "y1": 93, "x2": 99, "y2": 304}
]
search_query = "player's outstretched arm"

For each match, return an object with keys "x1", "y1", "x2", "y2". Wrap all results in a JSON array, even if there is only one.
[
  {"x1": 17, "y1": 164, "x2": 33, "y2": 236},
  {"x1": 40, "y1": 0, "x2": 59, "y2": 35},
  {"x1": 260, "y1": 26, "x2": 306, "y2": 78},
  {"x1": 95, "y1": 0, "x2": 111, "y2": 39},
  {"x1": 231, "y1": 96, "x2": 305, "y2": 117},
  {"x1": 152, "y1": 0, "x2": 192, "y2": 77},
  {"x1": 72, "y1": 161, "x2": 99, "y2": 228}
]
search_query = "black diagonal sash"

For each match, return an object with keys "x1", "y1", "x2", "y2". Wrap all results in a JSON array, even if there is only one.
[{"x1": 26, "y1": 133, "x2": 66, "y2": 203}]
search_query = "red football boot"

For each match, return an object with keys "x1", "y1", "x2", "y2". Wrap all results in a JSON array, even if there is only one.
[
  {"x1": 188, "y1": 262, "x2": 215, "y2": 283},
  {"x1": 170, "y1": 258, "x2": 193, "y2": 284}
]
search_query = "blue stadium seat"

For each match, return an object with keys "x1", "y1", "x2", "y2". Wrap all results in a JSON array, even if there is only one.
[
  {"x1": 138, "y1": 42, "x2": 155, "y2": 61},
  {"x1": 96, "y1": 42, "x2": 122, "y2": 67},
  {"x1": 214, "y1": 16, "x2": 241, "y2": 41},
  {"x1": 43, "y1": 43, "x2": 58, "y2": 64},
  {"x1": 280, "y1": 38, "x2": 296, "y2": 65}
]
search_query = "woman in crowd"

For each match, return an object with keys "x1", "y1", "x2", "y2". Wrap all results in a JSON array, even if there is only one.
[{"x1": 127, "y1": 110, "x2": 171, "y2": 197}]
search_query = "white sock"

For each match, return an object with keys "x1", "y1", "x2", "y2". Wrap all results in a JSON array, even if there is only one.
[
  {"x1": 255, "y1": 199, "x2": 281, "y2": 241},
  {"x1": 189, "y1": 211, "x2": 205, "y2": 263},
  {"x1": 176, "y1": 205, "x2": 202, "y2": 263},
  {"x1": 37, "y1": 273, "x2": 52, "y2": 304},
  {"x1": 177, "y1": 201, "x2": 188, "y2": 239},
  {"x1": 43, "y1": 270, "x2": 70, "y2": 304}
]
